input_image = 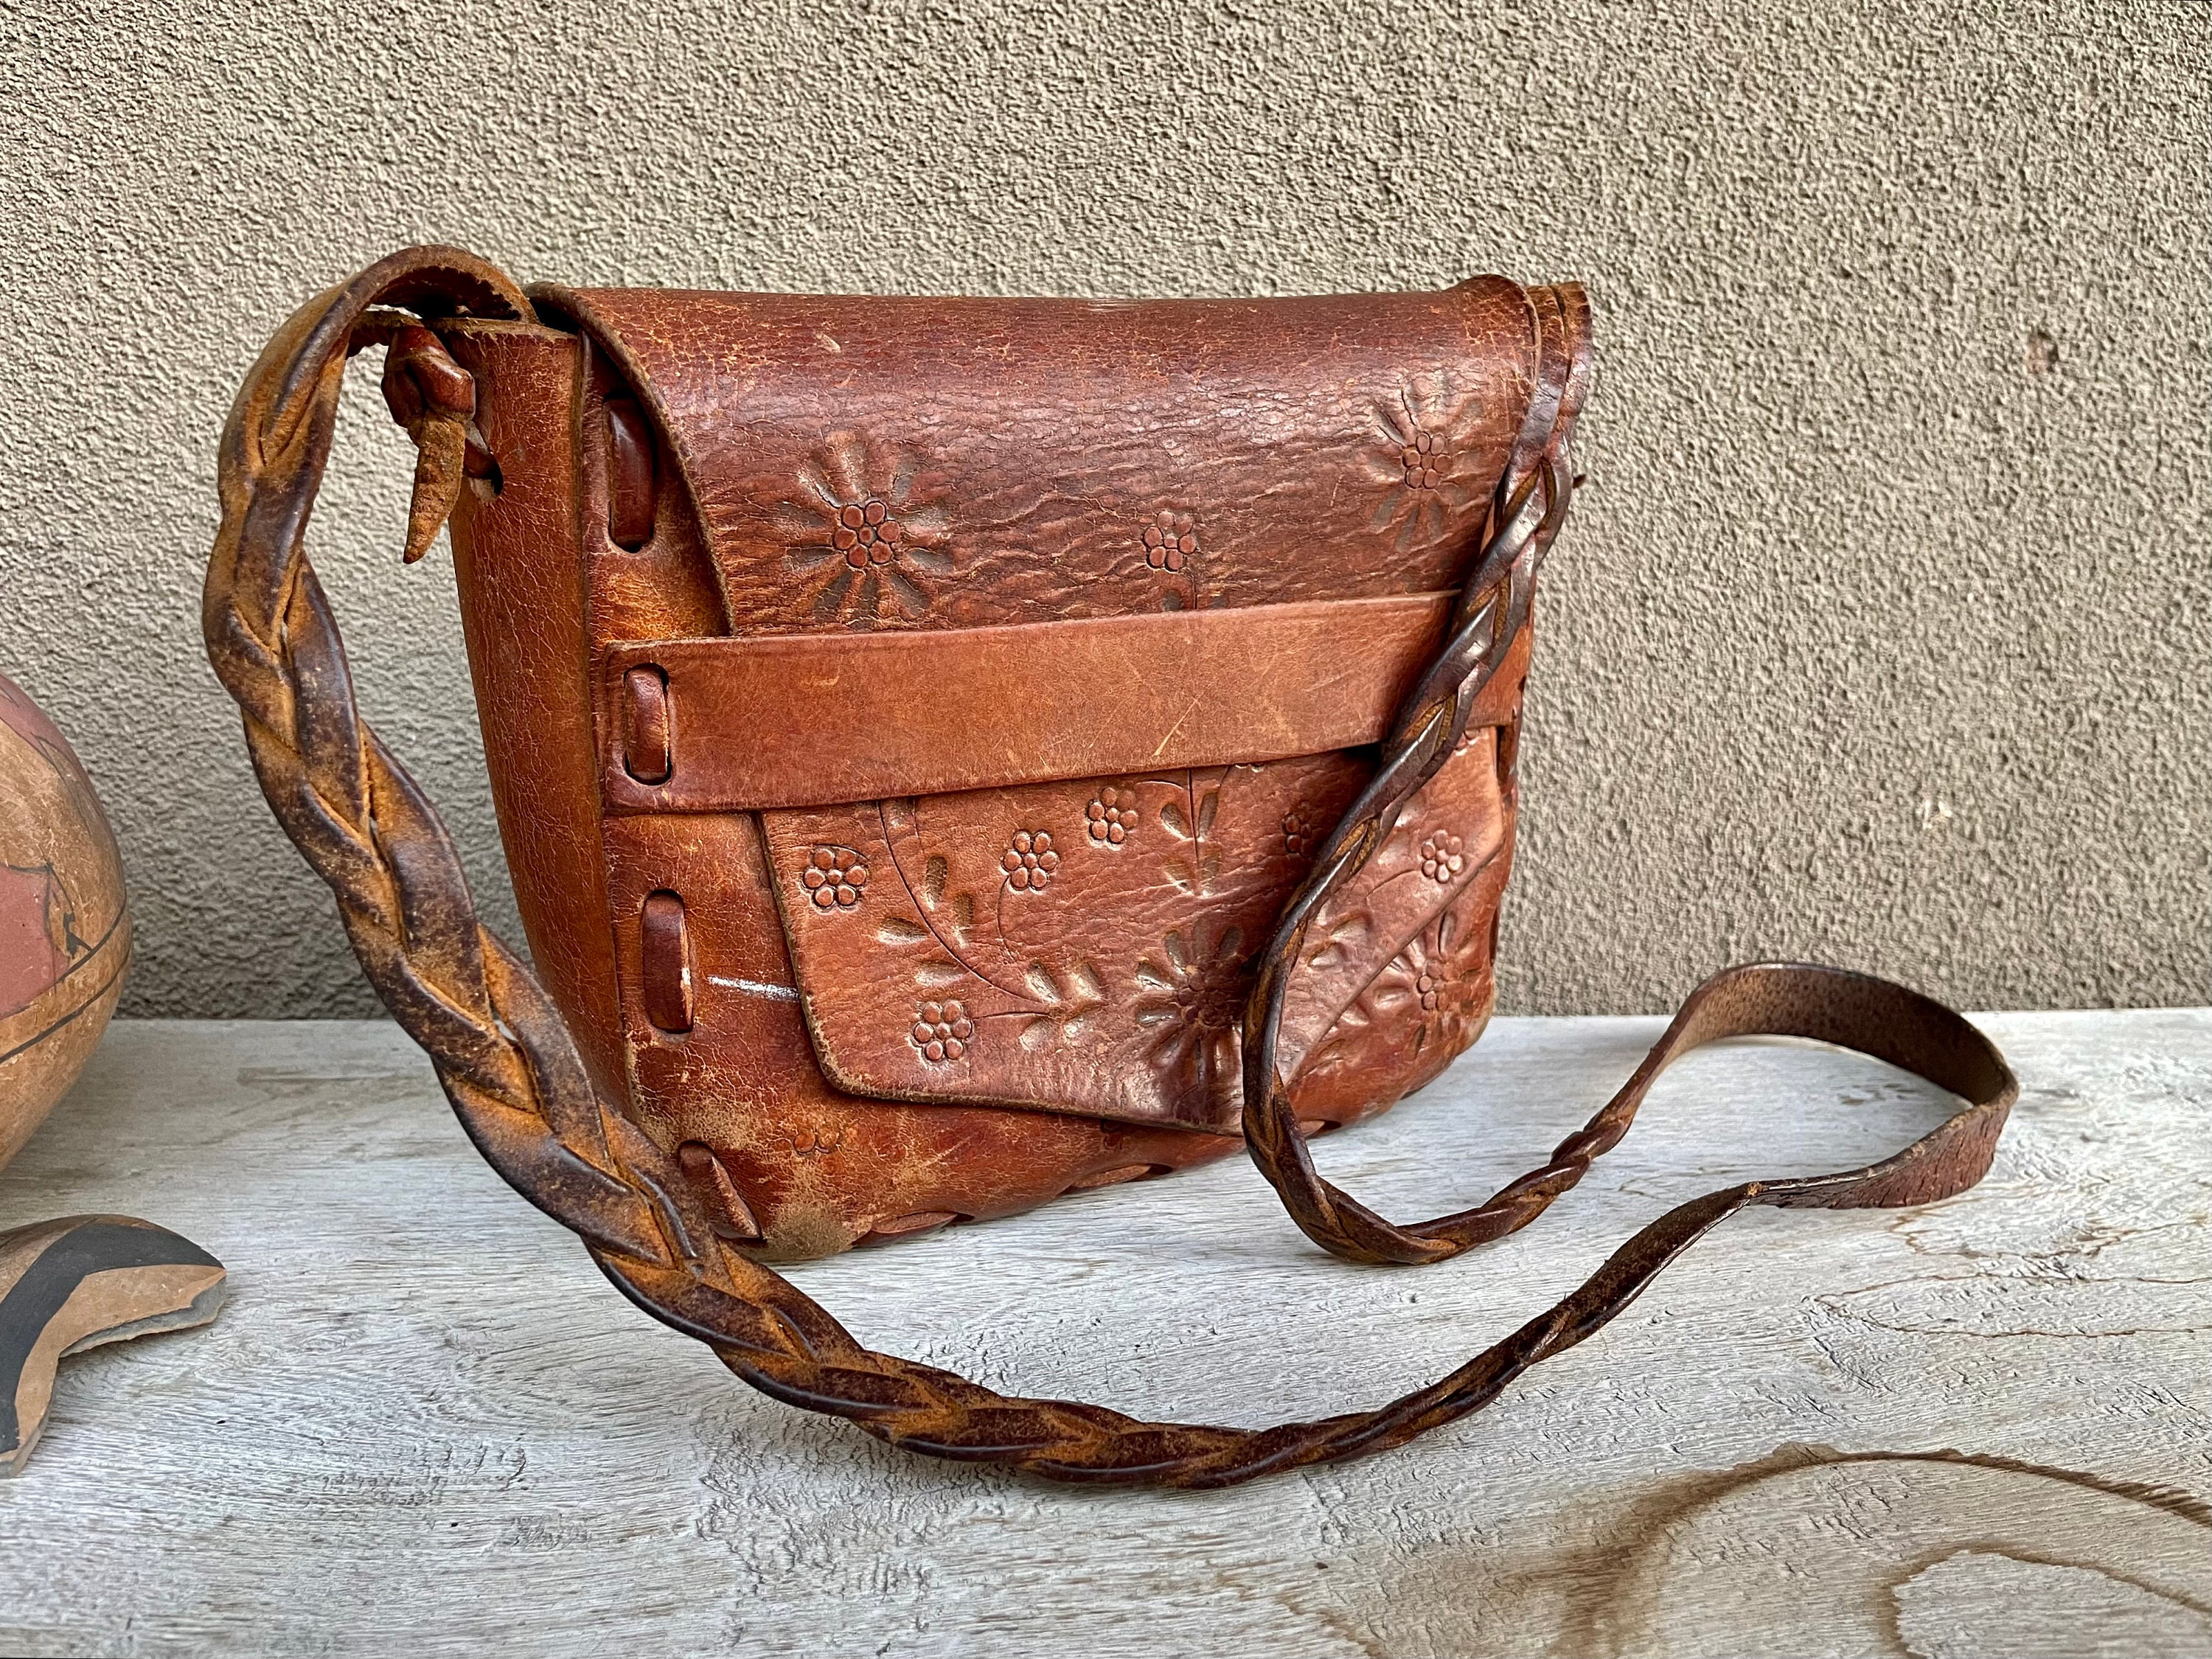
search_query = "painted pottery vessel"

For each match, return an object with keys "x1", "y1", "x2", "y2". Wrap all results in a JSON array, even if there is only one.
[{"x1": 0, "y1": 672, "x2": 128, "y2": 1169}]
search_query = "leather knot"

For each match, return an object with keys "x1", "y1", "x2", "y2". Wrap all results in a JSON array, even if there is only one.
[{"x1": 377, "y1": 324, "x2": 493, "y2": 563}]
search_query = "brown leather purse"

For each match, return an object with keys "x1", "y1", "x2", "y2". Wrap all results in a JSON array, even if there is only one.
[{"x1": 204, "y1": 246, "x2": 2017, "y2": 1486}]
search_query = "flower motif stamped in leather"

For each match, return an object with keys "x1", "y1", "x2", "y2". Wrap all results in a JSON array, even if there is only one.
[
  {"x1": 776, "y1": 431, "x2": 956, "y2": 625},
  {"x1": 568, "y1": 283, "x2": 1543, "y2": 636},
  {"x1": 1362, "y1": 372, "x2": 1494, "y2": 551},
  {"x1": 800, "y1": 845, "x2": 870, "y2": 910},
  {"x1": 1289, "y1": 878, "x2": 1507, "y2": 1121},
  {"x1": 757, "y1": 733, "x2": 1508, "y2": 1134},
  {"x1": 759, "y1": 758, "x2": 1368, "y2": 1130},
  {"x1": 1133, "y1": 921, "x2": 1248, "y2": 1123},
  {"x1": 1272, "y1": 721, "x2": 1512, "y2": 1085}
]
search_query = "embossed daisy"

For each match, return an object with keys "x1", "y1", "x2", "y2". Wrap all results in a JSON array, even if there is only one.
[
  {"x1": 1133, "y1": 923, "x2": 1248, "y2": 1114},
  {"x1": 1361, "y1": 372, "x2": 1489, "y2": 552},
  {"x1": 911, "y1": 999, "x2": 974, "y2": 1063},
  {"x1": 776, "y1": 431, "x2": 955, "y2": 625},
  {"x1": 1001, "y1": 830, "x2": 1060, "y2": 892},
  {"x1": 1369, "y1": 914, "x2": 1484, "y2": 1059}
]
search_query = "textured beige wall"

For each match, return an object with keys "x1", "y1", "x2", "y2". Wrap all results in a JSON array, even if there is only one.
[{"x1": 1, "y1": 0, "x2": 2203, "y2": 1019}]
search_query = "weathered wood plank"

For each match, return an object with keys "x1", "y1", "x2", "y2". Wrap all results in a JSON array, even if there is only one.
[{"x1": 0, "y1": 1011, "x2": 2204, "y2": 1657}]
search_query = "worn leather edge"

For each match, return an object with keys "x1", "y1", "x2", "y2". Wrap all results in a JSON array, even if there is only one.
[
  {"x1": 527, "y1": 283, "x2": 727, "y2": 628},
  {"x1": 437, "y1": 320, "x2": 636, "y2": 1110}
]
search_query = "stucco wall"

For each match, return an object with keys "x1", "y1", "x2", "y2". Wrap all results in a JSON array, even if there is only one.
[{"x1": 1, "y1": 0, "x2": 2203, "y2": 1018}]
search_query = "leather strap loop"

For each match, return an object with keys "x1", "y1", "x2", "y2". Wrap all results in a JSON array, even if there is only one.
[
  {"x1": 595, "y1": 594, "x2": 1529, "y2": 813},
  {"x1": 205, "y1": 248, "x2": 2018, "y2": 1487}
]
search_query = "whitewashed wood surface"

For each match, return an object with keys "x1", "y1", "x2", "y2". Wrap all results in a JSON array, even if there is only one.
[{"x1": 0, "y1": 1010, "x2": 2205, "y2": 1658}]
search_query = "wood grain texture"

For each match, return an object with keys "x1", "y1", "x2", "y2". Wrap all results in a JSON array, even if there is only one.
[{"x1": 0, "y1": 1010, "x2": 2202, "y2": 1657}]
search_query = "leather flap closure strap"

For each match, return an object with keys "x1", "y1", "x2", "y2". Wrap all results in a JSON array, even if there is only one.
[{"x1": 602, "y1": 595, "x2": 1532, "y2": 812}]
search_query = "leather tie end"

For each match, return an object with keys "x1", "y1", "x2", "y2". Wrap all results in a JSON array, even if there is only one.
[{"x1": 401, "y1": 414, "x2": 468, "y2": 565}]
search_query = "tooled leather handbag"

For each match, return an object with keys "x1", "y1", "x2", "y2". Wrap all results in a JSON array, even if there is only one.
[{"x1": 204, "y1": 246, "x2": 2016, "y2": 1486}]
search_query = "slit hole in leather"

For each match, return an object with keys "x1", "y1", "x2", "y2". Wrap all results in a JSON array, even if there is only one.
[
  {"x1": 603, "y1": 394, "x2": 658, "y2": 551},
  {"x1": 622, "y1": 666, "x2": 672, "y2": 785},
  {"x1": 640, "y1": 888, "x2": 693, "y2": 1033},
  {"x1": 463, "y1": 422, "x2": 503, "y2": 498}
]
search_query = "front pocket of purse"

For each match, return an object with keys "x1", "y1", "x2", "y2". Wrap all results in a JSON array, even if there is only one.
[{"x1": 758, "y1": 728, "x2": 1509, "y2": 1134}]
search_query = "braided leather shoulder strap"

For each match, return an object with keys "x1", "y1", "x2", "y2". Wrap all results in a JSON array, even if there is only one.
[{"x1": 204, "y1": 248, "x2": 2018, "y2": 1488}]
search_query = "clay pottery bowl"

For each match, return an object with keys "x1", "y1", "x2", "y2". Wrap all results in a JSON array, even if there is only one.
[{"x1": 0, "y1": 671, "x2": 129, "y2": 1170}]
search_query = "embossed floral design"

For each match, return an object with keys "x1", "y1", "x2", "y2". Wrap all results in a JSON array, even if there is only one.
[
  {"x1": 911, "y1": 998, "x2": 973, "y2": 1062},
  {"x1": 1133, "y1": 923, "x2": 1248, "y2": 1108},
  {"x1": 1294, "y1": 905, "x2": 1492, "y2": 1096},
  {"x1": 1086, "y1": 789, "x2": 1138, "y2": 846},
  {"x1": 1281, "y1": 806, "x2": 1316, "y2": 860},
  {"x1": 1400, "y1": 431, "x2": 1447, "y2": 490},
  {"x1": 832, "y1": 501, "x2": 899, "y2": 567},
  {"x1": 1001, "y1": 830, "x2": 1060, "y2": 891},
  {"x1": 1142, "y1": 510, "x2": 1198, "y2": 574},
  {"x1": 777, "y1": 431, "x2": 954, "y2": 625},
  {"x1": 801, "y1": 845, "x2": 869, "y2": 909},
  {"x1": 1362, "y1": 373, "x2": 1489, "y2": 551},
  {"x1": 1419, "y1": 831, "x2": 1466, "y2": 885},
  {"x1": 1372, "y1": 914, "x2": 1484, "y2": 1060}
]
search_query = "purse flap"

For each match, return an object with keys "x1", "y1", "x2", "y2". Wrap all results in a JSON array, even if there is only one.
[
  {"x1": 543, "y1": 279, "x2": 1563, "y2": 633},
  {"x1": 546, "y1": 279, "x2": 1588, "y2": 1133}
]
